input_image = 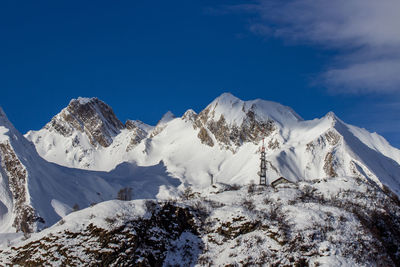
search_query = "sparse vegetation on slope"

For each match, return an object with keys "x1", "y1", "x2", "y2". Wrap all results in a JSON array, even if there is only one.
[{"x1": 1, "y1": 176, "x2": 400, "y2": 266}]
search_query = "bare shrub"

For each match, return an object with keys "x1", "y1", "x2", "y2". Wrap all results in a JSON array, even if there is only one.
[
  {"x1": 117, "y1": 187, "x2": 133, "y2": 201},
  {"x1": 254, "y1": 235, "x2": 264, "y2": 245},
  {"x1": 145, "y1": 200, "x2": 157, "y2": 214},
  {"x1": 298, "y1": 184, "x2": 316, "y2": 202},
  {"x1": 104, "y1": 217, "x2": 117, "y2": 226},
  {"x1": 242, "y1": 197, "x2": 255, "y2": 211},
  {"x1": 248, "y1": 181, "x2": 256, "y2": 194},
  {"x1": 197, "y1": 254, "x2": 213, "y2": 265},
  {"x1": 181, "y1": 186, "x2": 196, "y2": 200},
  {"x1": 72, "y1": 203, "x2": 80, "y2": 211},
  {"x1": 264, "y1": 197, "x2": 273, "y2": 205},
  {"x1": 230, "y1": 184, "x2": 242, "y2": 191},
  {"x1": 203, "y1": 198, "x2": 224, "y2": 209}
]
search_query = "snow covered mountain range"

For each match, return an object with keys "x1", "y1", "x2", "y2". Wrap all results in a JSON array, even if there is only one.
[
  {"x1": 25, "y1": 92, "x2": 400, "y2": 192},
  {"x1": 1, "y1": 93, "x2": 400, "y2": 266}
]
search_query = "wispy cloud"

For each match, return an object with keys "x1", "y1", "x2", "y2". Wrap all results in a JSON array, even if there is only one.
[{"x1": 228, "y1": 0, "x2": 400, "y2": 94}]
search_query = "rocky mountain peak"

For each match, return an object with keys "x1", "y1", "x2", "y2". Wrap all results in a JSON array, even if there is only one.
[
  {"x1": 325, "y1": 111, "x2": 339, "y2": 124},
  {"x1": 320, "y1": 112, "x2": 348, "y2": 134},
  {"x1": 193, "y1": 93, "x2": 304, "y2": 149},
  {"x1": 182, "y1": 109, "x2": 197, "y2": 122},
  {"x1": 210, "y1": 92, "x2": 241, "y2": 108},
  {"x1": 45, "y1": 97, "x2": 124, "y2": 148}
]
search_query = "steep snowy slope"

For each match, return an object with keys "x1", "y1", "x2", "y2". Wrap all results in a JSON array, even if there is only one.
[
  {"x1": 0, "y1": 108, "x2": 179, "y2": 235},
  {"x1": 26, "y1": 93, "x2": 400, "y2": 196}
]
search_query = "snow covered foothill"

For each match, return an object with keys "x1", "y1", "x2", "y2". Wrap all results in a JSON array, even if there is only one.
[
  {"x1": 192, "y1": 177, "x2": 400, "y2": 266},
  {"x1": 0, "y1": 199, "x2": 202, "y2": 266},
  {"x1": 2, "y1": 176, "x2": 399, "y2": 266}
]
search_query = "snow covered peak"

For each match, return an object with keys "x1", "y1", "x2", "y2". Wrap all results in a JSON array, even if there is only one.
[
  {"x1": 0, "y1": 107, "x2": 23, "y2": 143},
  {"x1": 0, "y1": 106, "x2": 10, "y2": 127},
  {"x1": 204, "y1": 92, "x2": 302, "y2": 126},
  {"x1": 68, "y1": 97, "x2": 107, "y2": 111},
  {"x1": 182, "y1": 109, "x2": 197, "y2": 122},
  {"x1": 158, "y1": 111, "x2": 175, "y2": 125},
  {"x1": 211, "y1": 92, "x2": 241, "y2": 106},
  {"x1": 324, "y1": 111, "x2": 340, "y2": 122},
  {"x1": 74, "y1": 97, "x2": 96, "y2": 105},
  {"x1": 0, "y1": 107, "x2": 12, "y2": 142},
  {"x1": 319, "y1": 111, "x2": 349, "y2": 132}
]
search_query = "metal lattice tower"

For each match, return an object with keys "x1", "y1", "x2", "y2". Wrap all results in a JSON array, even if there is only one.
[{"x1": 259, "y1": 138, "x2": 267, "y2": 185}]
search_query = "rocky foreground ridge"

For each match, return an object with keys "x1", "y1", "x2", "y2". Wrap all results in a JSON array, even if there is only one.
[{"x1": 1, "y1": 177, "x2": 400, "y2": 266}]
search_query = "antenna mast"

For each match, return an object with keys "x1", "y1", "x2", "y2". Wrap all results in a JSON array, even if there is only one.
[{"x1": 259, "y1": 138, "x2": 267, "y2": 185}]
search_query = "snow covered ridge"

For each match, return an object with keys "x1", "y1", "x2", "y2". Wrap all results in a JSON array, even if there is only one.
[
  {"x1": 1, "y1": 178, "x2": 399, "y2": 266},
  {"x1": 24, "y1": 92, "x2": 400, "y2": 194}
]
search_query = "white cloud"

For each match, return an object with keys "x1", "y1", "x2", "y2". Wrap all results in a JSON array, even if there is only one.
[
  {"x1": 322, "y1": 60, "x2": 400, "y2": 94},
  {"x1": 232, "y1": 0, "x2": 400, "y2": 94}
]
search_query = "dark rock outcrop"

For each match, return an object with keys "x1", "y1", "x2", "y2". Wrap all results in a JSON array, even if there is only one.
[
  {"x1": 194, "y1": 105, "x2": 275, "y2": 150},
  {"x1": 0, "y1": 142, "x2": 36, "y2": 233},
  {"x1": 125, "y1": 120, "x2": 148, "y2": 152}
]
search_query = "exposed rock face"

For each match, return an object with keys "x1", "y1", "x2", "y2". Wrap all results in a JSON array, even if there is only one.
[
  {"x1": 306, "y1": 130, "x2": 341, "y2": 153},
  {"x1": 195, "y1": 104, "x2": 275, "y2": 150},
  {"x1": 45, "y1": 98, "x2": 124, "y2": 148},
  {"x1": 236, "y1": 109, "x2": 275, "y2": 145},
  {"x1": 0, "y1": 142, "x2": 36, "y2": 233},
  {"x1": 306, "y1": 128, "x2": 343, "y2": 178},
  {"x1": 323, "y1": 151, "x2": 338, "y2": 177},
  {"x1": 197, "y1": 127, "x2": 214, "y2": 147},
  {"x1": 268, "y1": 139, "x2": 280, "y2": 150},
  {"x1": 125, "y1": 120, "x2": 148, "y2": 152},
  {"x1": 325, "y1": 130, "x2": 341, "y2": 146},
  {"x1": 206, "y1": 114, "x2": 231, "y2": 146},
  {"x1": 182, "y1": 109, "x2": 197, "y2": 123}
]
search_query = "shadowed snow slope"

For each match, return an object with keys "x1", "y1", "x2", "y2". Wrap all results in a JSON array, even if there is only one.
[{"x1": 0, "y1": 108, "x2": 180, "y2": 234}]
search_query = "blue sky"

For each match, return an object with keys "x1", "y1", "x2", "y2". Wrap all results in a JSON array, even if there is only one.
[{"x1": 1, "y1": 1, "x2": 400, "y2": 147}]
